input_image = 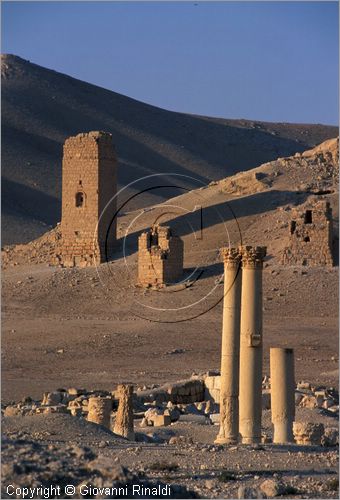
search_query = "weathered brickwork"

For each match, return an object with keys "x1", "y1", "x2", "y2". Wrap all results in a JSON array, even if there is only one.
[
  {"x1": 282, "y1": 200, "x2": 333, "y2": 267},
  {"x1": 138, "y1": 225, "x2": 184, "y2": 287},
  {"x1": 53, "y1": 131, "x2": 117, "y2": 267}
]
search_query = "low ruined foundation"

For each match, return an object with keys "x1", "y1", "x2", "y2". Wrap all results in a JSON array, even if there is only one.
[
  {"x1": 270, "y1": 347, "x2": 295, "y2": 444},
  {"x1": 113, "y1": 384, "x2": 135, "y2": 440},
  {"x1": 215, "y1": 248, "x2": 242, "y2": 445},
  {"x1": 239, "y1": 246, "x2": 266, "y2": 444},
  {"x1": 87, "y1": 396, "x2": 112, "y2": 429},
  {"x1": 138, "y1": 225, "x2": 184, "y2": 287},
  {"x1": 282, "y1": 200, "x2": 333, "y2": 267}
]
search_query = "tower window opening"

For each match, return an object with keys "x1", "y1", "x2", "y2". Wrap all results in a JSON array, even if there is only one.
[
  {"x1": 76, "y1": 192, "x2": 84, "y2": 207},
  {"x1": 290, "y1": 221, "x2": 296, "y2": 234},
  {"x1": 304, "y1": 210, "x2": 312, "y2": 224},
  {"x1": 304, "y1": 236, "x2": 310, "y2": 242}
]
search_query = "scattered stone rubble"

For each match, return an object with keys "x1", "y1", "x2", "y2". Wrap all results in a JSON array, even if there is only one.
[
  {"x1": 1, "y1": 226, "x2": 61, "y2": 269},
  {"x1": 1, "y1": 436, "x2": 197, "y2": 499},
  {"x1": 205, "y1": 375, "x2": 339, "y2": 414},
  {"x1": 221, "y1": 170, "x2": 274, "y2": 196},
  {"x1": 2, "y1": 375, "x2": 338, "y2": 447}
]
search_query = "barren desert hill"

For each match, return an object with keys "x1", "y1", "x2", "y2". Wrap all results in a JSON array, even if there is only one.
[
  {"x1": 3, "y1": 136, "x2": 338, "y2": 271},
  {"x1": 1, "y1": 53, "x2": 338, "y2": 245},
  {"x1": 109, "y1": 136, "x2": 340, "y2": 271}
]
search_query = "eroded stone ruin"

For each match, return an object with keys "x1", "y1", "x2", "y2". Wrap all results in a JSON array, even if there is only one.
[
  {"x1": 282, "y1": 200, "x2": 333, "y2": 267},
  {"x1": 3, "y1": 377, "x2": 338, "y2": 448},
  {"x1": 113, "y1": 384, "x2": 135, "y2": 440},
  {"x1": 138, "y1": 225, "x2": 184, "y2": 287},
  {"x1": 53, "y1": 131, "x2": 117, "y2": 267}
]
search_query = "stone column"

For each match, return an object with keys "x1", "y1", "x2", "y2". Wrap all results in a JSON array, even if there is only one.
[
  {"x1": 87, "y1": 397, "x2": 112, "y2": 429},
  {"x1": 239, "y1": 245, "x2": 266, "y2": 444},
  {"x1": 215, "y1": 247, "x2": 242, "y2": 444},
  {"x1": 270, "y1": 347, "x2": 295, "y2": 443},
  {"x1": 113, "y1": 384, "x2": 135, "y2": 440}
]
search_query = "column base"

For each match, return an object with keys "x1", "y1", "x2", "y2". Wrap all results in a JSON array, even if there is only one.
[
  {"x1": 241, "y1": 436, "x2": 261, "y2": 445},
  {"x1": 273, "y1": 421, "x2": 294, "y2": 444},
  {"x1": 214, "y1": 435, "x2": 238, "y2": 445}
]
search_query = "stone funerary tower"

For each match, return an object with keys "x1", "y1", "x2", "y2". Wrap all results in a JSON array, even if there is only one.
[
  {"x1": 56, "y1": 131, "x2": 117, "y2": 267},
  {"x1": 138, "y1": 225, "x2": 184, "y2": 287},
  {"x1": 282, "y1": 200, "x2": 333, "y2": 267}
]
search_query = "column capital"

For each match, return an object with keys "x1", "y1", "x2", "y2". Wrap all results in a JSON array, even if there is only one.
[
  {"x1": 240, "y1": 245, "x2": 267, "y2": 269},
  {"x1": 220, "y1": 247, "x2": 242, "y2": 268}
]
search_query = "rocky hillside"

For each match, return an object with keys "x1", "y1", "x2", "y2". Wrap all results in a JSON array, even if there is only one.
[
  {"x1": 2, "y1": 137, "x2": 338, "y2": 270},
  {"x1": 1, "y1": 54, "x2": 338, "y2": 245}
]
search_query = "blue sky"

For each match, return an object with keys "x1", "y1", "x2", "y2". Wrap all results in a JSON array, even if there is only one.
[{"x1": 1, "y1": 1, "x2": 339, "y2": 125}]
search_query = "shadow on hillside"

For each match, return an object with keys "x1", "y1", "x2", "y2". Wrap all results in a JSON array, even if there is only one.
[
  {"x1": 2, "y1": 177, "x2": 60, "y2": 227},
  {"x1": 184, "y1": 262, "x2": 224, "y2": 285},
  {"x1": 2, "y1": 56, "x2": 337, "y2": 245},
  {"x1": 109, "y1": 189, "x2": 311, "y2": 262}
]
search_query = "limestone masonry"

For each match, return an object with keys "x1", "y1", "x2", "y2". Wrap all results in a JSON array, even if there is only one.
[
  {"x1": 53, "y1": 131, "x2": 117, "y2": 267},
  {"x1": 282, "y1": 200, "x2": 333, "y2": 267},
  {"x1": 138, "y1": 225, "x2": 184, "y2": 287}
]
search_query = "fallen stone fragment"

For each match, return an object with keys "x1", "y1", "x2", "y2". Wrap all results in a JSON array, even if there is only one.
[
  {"x1": 152, "y1": 414, "x2": 171, "y2": 427},
  {"x1": 260, "y1": 479, "x2": 284, "y2": 497},
  {"x1": 322, "y1": 427, "x2": 339, "y2": 447},
  {"x1": 3, "y1": 406, "x2": 21, "y2": 417},
  {"x1": 37, "y1": 405, "x2": 68, "y2": 415},
  {"x1": 87, "y1": 397, "x2": 112, "y2": 429},
  {"x1": 238, "y1": 485, "x2": 266, "y2": 499},
  {"x1": 299, "y1": 395, "x2": 323, "y2": 408},
  {"x1": 168, "y1": 435, "x2": 193, "y2": 445},
  {"x1": 139, "y1": 417, "x2": 149, "y2": 428},
  {"x1": 293, "y1": 422, "x2": 324, "y2": 445},
  {"x1": 42, "y1": 391, "x2": 62, "y2": 406}
]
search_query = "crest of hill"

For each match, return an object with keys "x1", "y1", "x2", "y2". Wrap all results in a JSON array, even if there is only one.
[
  {"x1": 2, "y1": 138, "x2": 338, "y2": 270},
  {"x1": 1, "y1": 54, "x2": 338, "y2": 245}
]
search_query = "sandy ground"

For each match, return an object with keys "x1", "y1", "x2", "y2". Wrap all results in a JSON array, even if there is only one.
[
  {"x1": 2, "y1": 257, "x2": 338, "y2": 403},
  {"x1": 2, "y1": 409, "x2": 338, "y2": 499}
]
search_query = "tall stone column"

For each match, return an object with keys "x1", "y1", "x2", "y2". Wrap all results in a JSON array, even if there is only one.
[
  {"x1": 215, "y1": 247, "x2": 242, "y2": 444},
  {"x1": 270, "y1": 347, "x2": 295, "y2": 443},
  {"x1": 239, "y1": 245, "x2": 266, "y2": 444},
  {"x1": 113, "y1": 384, "x2": 135, "y2": 440}
]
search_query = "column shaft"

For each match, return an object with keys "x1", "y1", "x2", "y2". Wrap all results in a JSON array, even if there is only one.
[
  {"x1": 270, "y1": 347, "x2": 295, "y2": 443},
  {"x1": 215, "y1": 248, "x2": 242, "y2": 444},
  {"x1": 239, "y1": 246, "x2": 266, "y2": 444}
]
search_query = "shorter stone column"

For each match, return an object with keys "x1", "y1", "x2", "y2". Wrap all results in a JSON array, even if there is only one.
[
  {"x1": 113, "y1": 384, "x2": 135, "y2": 440},
  {"x1": 87, "y1": 397, "x2": 112, "y2": 429},
  {"x1": 270, "y1": 348, "x2": 295, "y2": 443}
]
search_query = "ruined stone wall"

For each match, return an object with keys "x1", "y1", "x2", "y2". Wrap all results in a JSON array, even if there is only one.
[
  {"x1": 53, "y1": 131, "x2": 117, "y2": 267},
  {"x1": 282, "y1": 200, "x2": 333, "y2": 267},
  {"x1": 138, "y1": 225, "x2": 184, "y2": 287}
]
